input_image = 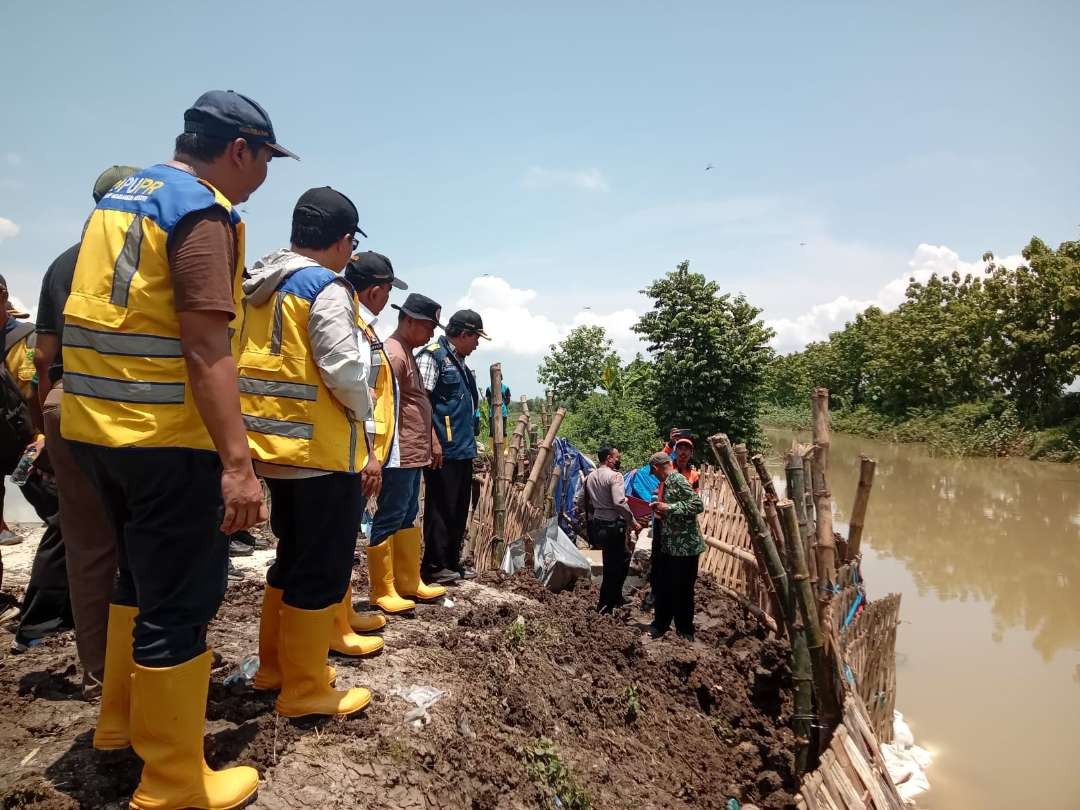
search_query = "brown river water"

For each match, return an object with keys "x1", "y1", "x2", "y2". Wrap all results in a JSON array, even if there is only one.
[{"x1": 765, "y1": 428, "x2": 1080, "y2": 810}]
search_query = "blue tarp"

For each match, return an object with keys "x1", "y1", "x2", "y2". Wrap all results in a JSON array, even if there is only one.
[
  {"x1": 551, "y1": 437, "x2": 596, "y2": 536},
  {"x1": 625, "y1": 464, "x2": 661, "y2": 503}
]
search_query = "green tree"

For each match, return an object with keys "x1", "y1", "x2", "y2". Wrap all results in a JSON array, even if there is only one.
[
  {"x1": 982, "y1": 238, "x2": 1080, "y2": 422},
  {"x1": 536, "y1": 325, "x2": 617, "y2": 408},
  {"x1": 633, "y1": 260, "x2": 774, "y2": 447},
  {"x1": 562, "y1": 391, "x2": 660, "y2": 469}
]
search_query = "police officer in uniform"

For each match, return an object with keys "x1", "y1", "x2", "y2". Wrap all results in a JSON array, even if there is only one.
[
  {"x1": 243, "y1": 187, "x2": 377, "y2": 717},
  {"x1": 62, "y1": 91, "x2": 294, "y2": 810},
  {"x1": 416, "y1": 309, "x2": 486, "y2": 583}
]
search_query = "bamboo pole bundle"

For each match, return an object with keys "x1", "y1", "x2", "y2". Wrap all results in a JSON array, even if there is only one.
[
  {"x1": 779, "y1": 499, "x2": 840, "y2": 730},
  {"x1": 490, "y1": 364, "x2": 507, "y2": 542},
  {"x1": 523, "y1": 407, "x2": 566, "y2": 506},
  {"x1": 708, "y1": 434, "x2": 791, "y2": 628},
  {"x1": 751, "y1": 454, "x2": 787, "y2": 562},
  {"x1": 786, "y1": 451, "x2": 819, "y2": 597},
  {"x1": 503, "y1": 414, "x2": 529, "y2": 484},
  {"x1": 846, "y1": 456, "x2": 877, "y2": 560}
]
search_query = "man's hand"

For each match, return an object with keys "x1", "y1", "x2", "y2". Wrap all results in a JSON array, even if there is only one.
[
  {"x1": 430, "y1": 442, "x2": 444, "y2": 470},
  {"x1": 25, "y1": 435, "x2": 45, "y2": 458},
  {"x1": 650, "y1": 501, "x2": 670, "y2": 519},
  {"x1": 220, "y1": 464, "x2": 267, "y2": 534},
  {"x1": 361, "y1": 455, "x2": 383, "y2": 499}
]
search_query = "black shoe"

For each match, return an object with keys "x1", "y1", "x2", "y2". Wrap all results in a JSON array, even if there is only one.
[
  {"x1": 648, "y1": 623, "x2": 668, "y2": 640},
  {"x1": 227, "y1": 561, "x2": 244, "y2": 580},
  {"x1": 676, "y1": 630, "x2": 695, "y2": 642},
  {"x1": 642, "y1": 590, "x2": 655, "y2": 611},
  {"x1": 228, "y1": 536, "x2": 254, "y2": 557},
  {"x1": 429, "y1": 567, "x2": 462, "y2": 584},
  {"x1": 456, "y1": 565, "x2": 477, "y2": 581}
]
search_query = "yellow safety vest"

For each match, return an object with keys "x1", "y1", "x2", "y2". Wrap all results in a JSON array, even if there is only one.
[
  {"x1": 61, "y1": 164, "x2": 244, "y2": 451},
  {"x1": 4, "y1": 324, "x2": 37, "y2": 404},
  {"x1": 356, "y1": 309, "x2": 396, "y2": 465},
  {"x1": 237, "y1": 265, "x2": 367, "y2": 473}
]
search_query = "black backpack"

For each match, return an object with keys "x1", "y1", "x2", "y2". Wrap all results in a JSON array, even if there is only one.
[{"x1": 0, "y1": 364, "x2": 34, "y2": 475}]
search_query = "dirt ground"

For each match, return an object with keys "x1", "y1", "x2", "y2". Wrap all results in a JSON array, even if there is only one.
[{"x1": 0, "y1": 526, "x2": 798, "y2": 809}]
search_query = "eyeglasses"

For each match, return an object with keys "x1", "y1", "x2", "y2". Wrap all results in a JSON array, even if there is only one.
[{"x1": 350, "y1": 236, "x2": 360, "y2": 251}]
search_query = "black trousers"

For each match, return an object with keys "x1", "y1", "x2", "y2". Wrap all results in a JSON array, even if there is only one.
[
  {"x1": 71, "y1": 443, "x2": 228, "y2": 667},
  {"x1": 422, "y1": 458, "x2": 473, "y2": 574},
  {"x1": 652, "y1": 552, "x2": 700, "y2": 634},
  {"x1": 265, "y1": 473, "x2": 364, "y2": 610},
  {"x1": 16, "y1": 474, "x2": 73, "y2": 642},
  {"x1": 590, "y1": 518, "x2": 628, "y2": 613}
]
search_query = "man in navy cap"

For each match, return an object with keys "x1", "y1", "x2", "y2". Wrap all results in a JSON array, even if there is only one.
[
  {"x1": 416, "y1": 310, "x2": 487, "y2": 582},
  {"x1": 61, "y1": 90, "x2": 295, "y2": 810},
  {"x1": 365, "y1": 293, "x2": 448, "y2": 614}
]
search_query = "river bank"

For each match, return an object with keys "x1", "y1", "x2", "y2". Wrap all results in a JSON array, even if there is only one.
[
  {"x1": 0, "y1": 530, "x2": 800, "y2": 810},
  {"x1": 761, "y1": 402, "x2": 1080, "y2": 463},
  {"x1": 765, "y1": 427, "x2": 1080, "y2": 810}
]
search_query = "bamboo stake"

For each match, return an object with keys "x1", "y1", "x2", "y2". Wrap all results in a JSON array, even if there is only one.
[
  {"x1": 708, "y1": 434, "x2": 790, "y2": 628},
  {"x1": 523, "y1": 407, "x2": 566, "y2": 506},
  {"x1": 846, "y1": 456, "x2": 877, "y2": 560},
  {"x1": 751, "y1": 454, "x2": 787, "y2": 562},
  {"x1": 779, "y1": 499, "x2": 840, "y2": 730},
  {"x1": 786, "y1": 451, "x2": 819, "y2": 599},
  {"x1": 704, "y1": 536, "x2": 758, "y2": 567},
  {"x1": 490, "y1": 364, "x2": 507, "y2": 543},
  {"x1": 544, "y1": 461, "x2": 562, "y2": 518},
  {"x1": 733, "y1": 443, "x2": 753, "y2": 496},
  {"x1": 809, "y1": 444, "x2": 837, "y2": 606},
  {"x1": 503, "y1": 414, "x2": 528, "y2": 484},
  {"x1": 811, "y1": 388, "x2": 830, "y2": 476},
  {"x1": 718, "y1": 584, "x2": 778, "y2": 634}
]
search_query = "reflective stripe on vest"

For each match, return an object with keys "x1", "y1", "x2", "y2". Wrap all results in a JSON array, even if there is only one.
[
  {"x1": 60, "y1": 164, "x2": 244, "y2": 451},
  {"x1": 357, "y1": 312, "x2": 396, "y2": 464},
  {"x1": 238, "y1": 265, "x2": 367, "y2": 473}
]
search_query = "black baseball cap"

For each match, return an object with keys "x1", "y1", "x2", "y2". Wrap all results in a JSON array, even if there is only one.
[
  {"x1": 183, "y1": 90, "x2": 299, "y2": 160},
  {"x1": 345, "y1": 251, "x2": 407, "y2": 290},
  {"x1": 392, "y1": 293, "x2": 443, "y2": 327},
  {"x1": 292, "y1": 187, "x2": 367, "y2": 240},
  {"x1": 448, "y1": 309, "x2": 490, "y2": 339}
]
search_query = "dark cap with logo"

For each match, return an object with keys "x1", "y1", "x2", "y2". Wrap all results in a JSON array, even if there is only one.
[
  {"x1": 345, "y1": 251, "x2": 407, "y2": 291},
  {"x1": 392, "y1": 293, "x2": 443, "y2": 327},
  {"x1": 184, "y1": 90, "x2": 299, "y2": 160},
  {"x1": 448, "y1": 309, "x2": 490, "y2": 339},
  {"x1": 93, "y1": 165, "x2": 140, "y2": 203},
  {"x1": 292, "y1": 187, "x2": 367, "y2": 240}
]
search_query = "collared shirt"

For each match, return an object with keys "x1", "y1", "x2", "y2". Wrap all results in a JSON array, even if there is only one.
[
  {"x1": 574, "y1": 464, "x2": 636, "y2": 523},
  {"x1": 653, "y1": 471, "x2": 705, "y2": 556},
  {"x1": 385, "y1": 333, "x2": 432, "y2": 468}
]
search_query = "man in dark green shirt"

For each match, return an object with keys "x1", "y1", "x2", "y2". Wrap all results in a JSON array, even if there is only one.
[{"x1": 648, "y1": 452, "x2": 705, "y2": 641}]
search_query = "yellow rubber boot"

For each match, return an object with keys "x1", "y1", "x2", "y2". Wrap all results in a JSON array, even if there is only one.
[
  {"x1": 93, "y1": 603, "x2": 138, "y2": 750},
  {"x1": 329, "y1": 593, "x2": 384, "y2": 657},
  {"x1": 366, "y1": 541, "x2": 416, "y2": 614},
  {"x1": 392, "y1": 528, "x2": 448, "y2": 601},
  {"x1": 343, "y1": 584, "x2": 387, "y2": 633},
  {"x1": 129, "y1": 650, "x2": 259, "y2": 810},
  {"x1": 253, "y1": 585, "x2": 336, "y2": 690},
  {"x1": 277, "y1": 605, "x2": 372, "y2": 718}
]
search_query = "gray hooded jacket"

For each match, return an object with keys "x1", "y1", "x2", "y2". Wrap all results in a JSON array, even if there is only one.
[{"x1": 244, "y1": 249, "x2": 373, "y2": 478}]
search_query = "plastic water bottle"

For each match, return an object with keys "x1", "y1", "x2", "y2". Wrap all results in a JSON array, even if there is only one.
[{"x1": 11, "y1": 444, "x2": 39, "y2": 487}]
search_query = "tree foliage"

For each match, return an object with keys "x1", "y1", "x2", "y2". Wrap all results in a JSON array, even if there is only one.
[
  {"x1": 765, "y1": 237, "x2": 1080, "y2": 428},
  {"x1": 633, "y1": 260, "x2": 775, "y2": 447},
  {"x1": 536, "y1": 325, "x2": 617, "y2": 408}
]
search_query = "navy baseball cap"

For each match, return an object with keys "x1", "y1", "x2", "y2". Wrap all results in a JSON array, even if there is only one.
[
  {"x1": 184, "y1": 90, "x2": 299, "y2": 160},
  {"x1": 392, "y1": 293, "x2": 443, "y2": 327},
  {"x1": 346, "y1": 251, "x2": 407, "y2": 290},
  {"x1": 447, "y1": 309, "x2": 490, "y2": 339}
]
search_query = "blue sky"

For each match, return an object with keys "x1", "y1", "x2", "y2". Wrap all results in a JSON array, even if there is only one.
[{"x1": 1, "y1": 1, "x2": 1077, "y2": 393}]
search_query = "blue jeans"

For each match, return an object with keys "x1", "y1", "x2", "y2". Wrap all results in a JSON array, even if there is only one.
[{"x1": 369, "y1": 467, "x2": 422, "y2": 546}]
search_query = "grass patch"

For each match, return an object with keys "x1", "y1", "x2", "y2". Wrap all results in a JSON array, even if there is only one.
[{"x1": 524, "y1": 738, "x2": 592, "y2": 810}]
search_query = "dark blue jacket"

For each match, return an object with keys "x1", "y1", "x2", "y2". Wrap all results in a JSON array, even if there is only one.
[{"x1": 421, "y1": 336, "x2": 479, "y2": 461}]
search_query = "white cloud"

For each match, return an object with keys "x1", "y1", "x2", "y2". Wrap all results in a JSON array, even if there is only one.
[
  {"x1": 523, "y1": 166, "x2": 609, "y2": 192},
  {"x1": 455, "y1": 275, "x2": 643, "y2": 358},
  {"x1": 5, "y1": 153, "x2": 21, "y2": 167},
  {"x1": 767, "y1": 244, "x2": 1024, "y2": 353},
  {"x1": 0, "y1": 216, "x2": 20, "y2": 243}
]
